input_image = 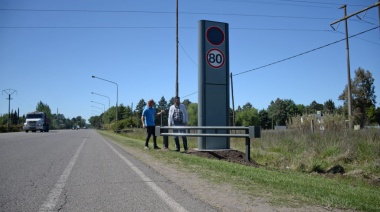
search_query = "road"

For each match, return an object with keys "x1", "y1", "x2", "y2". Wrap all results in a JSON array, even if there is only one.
[{"x1": 0, "y1": 130, "x2": 216, "y2": 212}]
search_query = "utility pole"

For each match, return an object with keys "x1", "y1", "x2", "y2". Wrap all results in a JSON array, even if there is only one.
[
  {"x1": 230, "y1": 73, "x2": 235, "y2": 126},
  {"x1": 2, "y1": 89, "x2": 17, "y2": 132},
  {"x1": 330, "y1": 1, "x2": 380, "y2": 129},
  {"x1": 175, "y1": 0, "x2": 179, "y2": 98},
  {"x1": 57, "y1": 108, "x2": 59, "y2": 129},
  {"x1": 341, "y1": 4, "x2": 353, "y2": 130}
]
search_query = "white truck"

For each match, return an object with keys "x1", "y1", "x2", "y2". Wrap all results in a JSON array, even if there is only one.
[{"x1": 23, "y1": 111, "x2": 50, "y2": 133}]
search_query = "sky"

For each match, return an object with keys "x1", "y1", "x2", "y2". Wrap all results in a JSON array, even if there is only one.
[{"x1": 0, "y1": 0, "x2": 379, "y2": 123}]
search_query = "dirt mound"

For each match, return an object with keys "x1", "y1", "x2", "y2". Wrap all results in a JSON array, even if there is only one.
[{"x1": 185, "y1": 149, "x2": 261, "y2": 167}]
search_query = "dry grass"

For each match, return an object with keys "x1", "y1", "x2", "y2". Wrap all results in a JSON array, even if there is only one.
[
  {"x1": 235, "y1": 128, "x2": 380, "y2": 185},
  {"x1": 119, "y1": 122, "x2": 380, "y2": 184}
]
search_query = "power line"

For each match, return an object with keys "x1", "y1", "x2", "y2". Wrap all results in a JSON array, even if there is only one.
[
  {"x1": 0, "y1": 26, "x2": 339, "y2": 33},
  {"x1": 233, "y1": 26, "x2": 379, "y2": 76},
  {"x1": 268, "y1": 0, "x2": 366, "y2": 7},
  {"x1": 182, "y1": 11, "x2": 335, "y2": 20},
  {"x1": 207, "y1": 0, "x2": 366, "y2": 9},
  {"x1": 0, "y1": 8, "x2": 338, "y2": 20},
  {"x1": 181, "y1": 91, "x2": 198, "y2": 99},
  {"x1": 163, "y1": 26, "x2": 379, "y2": 99},
  {"x1": 352, "y1": 18, "x2": 379, "y2": 27},
  {"x1": 179, "y1": 41, "x2": 197, "y2": 66},
  {"x1": 231, "y1": 27, "x2": 332, "y2": 32},
  {"x1": 332, "y1": 30, "x2": 380, "y2": 45},
  {"x1": 0, "y1": 26, "x2": 178, "y2": 29},
  {"x1": 0, "y1": 8, "x2": 174, "y2": 14}
]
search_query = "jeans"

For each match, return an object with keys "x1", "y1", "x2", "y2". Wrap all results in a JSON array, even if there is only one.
[
  {"x1": 173, "y1": 122, "x2": 188, "y2": 151},
  {"x1": 145, "y1": 126, "x2": 157, "y2": 147}
]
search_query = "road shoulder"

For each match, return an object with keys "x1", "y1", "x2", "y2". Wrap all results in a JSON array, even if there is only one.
[{"x1": 107, "y1": 138, "x2": 343, "y2": 212}]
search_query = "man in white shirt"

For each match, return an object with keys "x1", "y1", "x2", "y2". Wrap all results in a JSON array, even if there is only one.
[{"x1": 168, "y1": 96, "x2": 188, "y2": 151}]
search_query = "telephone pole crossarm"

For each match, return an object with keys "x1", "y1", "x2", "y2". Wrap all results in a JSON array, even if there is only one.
[{"x1": 330, "y1": 1, "x2": 380, "y2": 26}]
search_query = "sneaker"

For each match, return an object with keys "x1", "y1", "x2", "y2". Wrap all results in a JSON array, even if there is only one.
[
  {"x1": 144, "y1": 146, "x2": 149, "y2": 150},
  {"x1": 153, "y1": 146, "x2": 160, "y2": 150}
]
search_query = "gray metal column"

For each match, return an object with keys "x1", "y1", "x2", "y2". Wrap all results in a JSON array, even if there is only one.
[{"x1": 198, "y1": 20, "x2": 230, "y2": 150}]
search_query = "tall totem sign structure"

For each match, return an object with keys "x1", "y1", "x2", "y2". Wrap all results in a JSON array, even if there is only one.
[{"x1": 198, "y1": 20, "x2": 230, "y2": 150}]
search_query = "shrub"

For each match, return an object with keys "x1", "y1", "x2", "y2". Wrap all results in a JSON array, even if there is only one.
[
  {"x1": 0, "y1": 124, "x2": 23, "y2": 133},
  {"x1": 0, "y1": 125, "x2": 7, "y2": 133}
]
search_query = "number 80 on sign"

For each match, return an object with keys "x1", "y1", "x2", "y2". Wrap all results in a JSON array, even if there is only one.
[{"x1": 206, "y1": 49, "x2": 225, "y2": 69}]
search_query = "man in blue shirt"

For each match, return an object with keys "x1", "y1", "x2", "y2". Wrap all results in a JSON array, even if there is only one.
[{"x1": 141, "y1": 99, "x2": 164, "y2": 149}]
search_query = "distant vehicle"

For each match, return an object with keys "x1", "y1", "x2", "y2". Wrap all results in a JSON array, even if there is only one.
[{"x1": 23, "y1": 111, "x2": 50, "y2": 133}]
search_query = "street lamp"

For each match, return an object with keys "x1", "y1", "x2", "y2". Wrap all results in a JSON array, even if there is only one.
[
  {"x1": 91, "y1": 95, "x2": 110, "y2": 129},
  {"x1": 91, "y1": 101, "x2": 105, "y2": 112},
  {"x1": 91, "y1": 105, "x2": 104, "y2": 113},
  {"x1": 91, "y1": 92, "x2": 110, "y2": 110},
  {"x1": 91, "y1": 111, "x2": 101, "y2": 129},
  {"x1": 92, "y1": 76, "x2": 119, "y2": 131},
  {"x1": 92, "y1": 100, "x2": 109, "y2": 130}
]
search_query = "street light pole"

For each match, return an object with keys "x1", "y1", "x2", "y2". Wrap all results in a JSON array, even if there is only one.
[
  {"x1": 92, "y1": 76, "x2": 119, "y2": 131},
  {"x1": 91, "y1": 92, "x2": 110, "y2": 110},
  {"x1": 91, "y1": 105, "x2": 104, "y2": 113},
  {"x1": 91, "y1": 110, "x2": 101, "y2": 128},
  {"x1": 91, "y1": 92, "x2": 110, "y2": 129},
  {"x1": 91, "y1": 106, "x2": 104, "y2": 128},
  {"x1": 91, "y1": 101, "x2": 105, "y2": 113}
]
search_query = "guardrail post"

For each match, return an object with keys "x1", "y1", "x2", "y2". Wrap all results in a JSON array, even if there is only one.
[
  {"x1": 155, "y1": 126, "x2": 161, "y2": 137},
  {"x1": 245, "y1": 127, "x2": 250, "y2": 162},
  {"x1": 155, "y1": 126, "x2": 169, "y2": 149},
  {"x1": 163, "y1": 128, "x2": 168, "y2": 148}
]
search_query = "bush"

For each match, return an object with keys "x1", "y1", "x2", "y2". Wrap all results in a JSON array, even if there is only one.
[
  {"x1": 0, "y1": 125, "x2": 7, "y2": 133},
  {"x1": 111, "y1": 119, "x2": 135, "y2": 131},
  {"x1": 0, "y1": 124, "x2": 23, "y2": 133}
]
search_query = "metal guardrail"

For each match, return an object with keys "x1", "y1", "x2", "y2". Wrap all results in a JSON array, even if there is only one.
[{"x1": 155, "y1": 126, "x2": 260, "y2": 162}]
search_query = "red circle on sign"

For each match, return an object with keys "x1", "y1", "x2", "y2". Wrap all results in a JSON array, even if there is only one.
[
  {"x1": 206, "y1": 49, "x2": 225, "y2": 69},
  {"x1": 206, "y1": 26, "x2": 224, "y2": 46}
]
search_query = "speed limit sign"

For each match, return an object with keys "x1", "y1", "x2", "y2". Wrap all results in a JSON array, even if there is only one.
[
  {"x1": 206, "y1": 48, "x2": 225, "y2": 68},
  {"x1": 198, "y1": 20, "x2": 230, "y2": 150}
]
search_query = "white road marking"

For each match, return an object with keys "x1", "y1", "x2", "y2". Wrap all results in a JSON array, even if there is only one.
[
  {"x1": 39, "y1": 133, "x2": 89, "y2": 212},
  {"x1": 101, "y1": 137, "x2": 188, "y2": 212}
]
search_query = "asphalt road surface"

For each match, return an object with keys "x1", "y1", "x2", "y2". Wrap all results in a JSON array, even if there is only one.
[{"x1": 0, "y1": 129, "x2": 216, "y2": 212}]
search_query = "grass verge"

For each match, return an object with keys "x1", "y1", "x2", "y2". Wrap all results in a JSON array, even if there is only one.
[{"x1": 98, "y1": 130, "x2": 380, "y2": 211}]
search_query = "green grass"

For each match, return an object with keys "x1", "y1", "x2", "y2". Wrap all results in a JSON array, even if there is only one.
[{"x1": 98, "y1": 129, "x2": 380, "y2": 211}]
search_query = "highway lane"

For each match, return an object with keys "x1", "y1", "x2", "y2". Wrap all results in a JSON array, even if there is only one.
[{"x1": 0, "y1": 130, "x2": 216, "y2": 211}]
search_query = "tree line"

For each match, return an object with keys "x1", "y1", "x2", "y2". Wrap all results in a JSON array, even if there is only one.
[
  {"x1": 0, "y1": 101, "x2": 86, "y2": 131},
  {"x1": 3, "y1": 67, "x2": 377, "y2": 131},
  {"x1": 34, "y1": 101, "x2": 87, "y2": 129},
  {"x1": 89, "y1": 67, "x2": 378, "y2": 130}
]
